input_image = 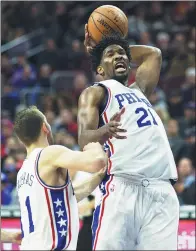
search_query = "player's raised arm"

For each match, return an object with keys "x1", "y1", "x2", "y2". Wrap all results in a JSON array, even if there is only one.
[
  {"x1": 78, "y1": 86, "x2": 127, "y2": 149},
  {"x1": 41, "y1": 142, "x2": 107, "y2": 173},
  {"x1": 78, "y1": 86, "x2": 107, "y2": 148},
  {"x1": 129, "y1": 45, "x2": 162, "y2": 98}
]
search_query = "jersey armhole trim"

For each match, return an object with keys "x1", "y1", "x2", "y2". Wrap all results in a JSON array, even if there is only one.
[
  {"x1": 34, "y1": 149, "x2": 70, "y2": 190},
  {"x1": 98, "y1": 84, "x2": 112, "y2": 116}
]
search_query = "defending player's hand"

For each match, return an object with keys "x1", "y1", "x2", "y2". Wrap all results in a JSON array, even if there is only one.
[
  {"x1": 104, "y1": 107, "x2": 127, "y2": 139},
  {"x1": 10, "y1": 231, "x2": 22, "y2": 245},
  {"x1": 84, "y1": 24, "x2": 96, "y2": 53},
  {"x1": 83, "y1": 142, "x2": 108, "y2": 169}
]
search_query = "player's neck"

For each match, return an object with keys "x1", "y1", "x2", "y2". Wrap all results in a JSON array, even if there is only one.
[{"x1": 26, "y1": 138, "x2": 49, "y2": 158}]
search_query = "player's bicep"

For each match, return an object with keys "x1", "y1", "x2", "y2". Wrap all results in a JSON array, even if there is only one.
[
  {"x1": 77, "y1": 87, "x2": 103, "y2": 133},
  {"x1": 135, "y1": 49, "x2": 162, "y2": 97},
  {"x1": 77, "y1": 103, "x2": 99, "y2": 133},
  {"x1": 42, "y1": 145, "x2": 101, "y2": 173}
]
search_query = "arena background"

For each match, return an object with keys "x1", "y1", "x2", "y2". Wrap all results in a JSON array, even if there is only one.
[{"x1": 1, "y1": 1, "x2": 195, "y2": 250}]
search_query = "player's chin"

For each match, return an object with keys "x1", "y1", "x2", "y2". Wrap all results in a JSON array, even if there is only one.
[{"x1": 113, "y1": 71, "x2": 128, "y2": 83}]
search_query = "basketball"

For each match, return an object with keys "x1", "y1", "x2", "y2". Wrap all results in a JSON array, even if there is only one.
[{"x1": 88, "y1": 5, "x2": 128, "y2": 43}]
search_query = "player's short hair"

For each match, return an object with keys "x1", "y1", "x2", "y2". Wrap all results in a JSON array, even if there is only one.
[
  {"x1": 14, "y1": 106, "x2": 45, "y2": 146},
  {"x1": 90, "y1": 35, "x2": 131, "y2": 71}
]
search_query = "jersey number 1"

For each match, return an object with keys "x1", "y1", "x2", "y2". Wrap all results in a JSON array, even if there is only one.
[{"x1": 25, "y1": 196, "x2": 34, "y2": 233}]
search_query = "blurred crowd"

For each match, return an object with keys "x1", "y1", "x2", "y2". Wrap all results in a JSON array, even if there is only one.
[{"x1": 1, "y1": 1, "x2": 195, "y2": 209}]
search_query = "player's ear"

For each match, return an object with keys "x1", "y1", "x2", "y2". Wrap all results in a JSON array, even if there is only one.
[
  {"x1": 42, "y1": 123, "x2": 49, "y2": 135},
  {"x1": 97, "y1": 65, "x2": 105, "y2": 76}
]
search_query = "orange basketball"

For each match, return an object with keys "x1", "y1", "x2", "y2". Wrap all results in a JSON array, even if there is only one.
[{"x1": 88, "y1": 5, "x2": 128, "y2": 43}]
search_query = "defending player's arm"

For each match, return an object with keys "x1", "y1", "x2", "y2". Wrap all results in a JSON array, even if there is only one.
[
  {"x1": 73, "y1": 167, "x2": 106, "y2": 202},
  {"x1": 1, "y1": 229, "x2": 22, "y2": 244},
  {"x1": 40, "y1": 142, "x2": 107, "y2": 173},
  {"x1": 129, "y1": 45, "x2": 162, "y2": 98},
  {"x1": 78, "y1": 86, "x2": 127, "y2": 149}
]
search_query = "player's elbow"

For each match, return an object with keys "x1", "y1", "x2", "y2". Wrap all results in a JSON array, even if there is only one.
[
  {"x1": 89, "y1": 158, "x2": 106, "y2": 173},
  {"x1": 153, "y1": 48, "x2": 162, "y2": 61}
]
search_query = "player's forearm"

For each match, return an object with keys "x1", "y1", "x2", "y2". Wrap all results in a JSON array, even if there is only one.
[
  {"x1": 78, "y1": 127, "x2": 108, "y2": 149},
  {"x1": 129, "y1": 45, "x2": 161, "y2": 65},
  {"x1": 1, "y1": 230, "x2": 13, "y2": 243},
  {"x1": 74, "y1": 172, "x2": 104, "y2": 202}
]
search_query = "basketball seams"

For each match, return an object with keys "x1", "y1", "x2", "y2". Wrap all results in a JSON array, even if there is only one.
[
  {"x1": 105, "y1": 6, "x2": 128, "y2": 24},
  {"x1": 94, "y1": 10, "x2": 124, "y2": 36},
  {"x1": 91, "y1": 15, "x2": 106, "y2": 39},
  {"x1": 88, "y1": 5, "x2": 128, "y2": 43}
]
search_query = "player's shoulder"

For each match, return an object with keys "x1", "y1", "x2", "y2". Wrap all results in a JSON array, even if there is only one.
[
  {"x1": 79, "y1": 84, "x2": 105, "y2": 106},
  {"x1": 39, "y1": 145, "x2": 69, "y2": 165},
  {"x1": 81, "y1": 84, "x2": 104, "y2": 95},
  {"x1": 129, "y1": 82, "x2": 146, "y2": 95}
]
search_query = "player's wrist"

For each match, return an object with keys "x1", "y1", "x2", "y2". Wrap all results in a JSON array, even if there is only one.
[{"x1": 99, "y1": 125, "x2": 110, "y2": 140}]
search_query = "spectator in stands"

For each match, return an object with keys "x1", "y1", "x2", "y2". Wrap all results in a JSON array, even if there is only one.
[
  {"x1": 62, "y1": 132, "x2": 79, "y2": 151},
  {"x1": 11, "y1": 53, "x2": 37, "y2": 89},
  {"x1": 156, "y1": 32, "x2": 172, "y2": 75},
  {"x1": 1, "y1": 119, "x2": 14, "y2": 147},
  {"x1": 166, "y1": 33, "x2": 195, "y2": 78},
  {"x1": 167, "y1": 119, "x2": 188, "y2": 164},
  {"x1": 37, "y1": 38, "x2": 58, "y2": 70},
  {"x1": 128, "y1": 5, "x2": 148, "y2": 42},
  {"x1": 181, "y1": 67, "x2": 195, "y2": 104},
  {"x1": 167, "y1": 90, "x2": 184, "y2": 119},
  {"x1": 2, "y1": 156, "x2": 19, "y2": 206},
  {"x1": 139, "y1": 31, "x2": 154, "y2": 46},
  {"x1": 3, "y1": 156, "x2": 17, "y2": 185},
  {"x1": 66, "y1": 39, "x2": 88, "y2": 71},
  {"x1": 1, "y1": 173, "x2": 13, "y2": 205},
  {"x1": 56, "y1": 109, "x2": 78, "y2": 137},
  {"x1": 9, "y1": 28, "x2": 30, "y2": 56},
  {"x1": 188, "y1": 27, "x2": 196, "y2": 54},
  {"x1": 147, "y1": 2, "x2": 164, "y2": 23},
  {"x1": 174, "y1": 158, "x2": 195, "y2": 205},
  {"x1": 45, "y1": 110, "x2": 58, "y2": 133},
  {"x1": 5, "y1": 137, "x2": 19, "y2": 156},
  {"x1": 38, "y1": 64, "x2": 52, "y2": 89},
  {"x1": 178, "y1": 102, "x2": 196, "y2": 138},
  {"x1": 185, "y1": 126, "x2": 196, "y2": 167},
  {"x1": 72, "y1": 72, "x2": 89, "y2": 102},
  {"x1": 1, "y1": 53, "x2": 13, "y2": 79},
  {"x1": 42, "y1": 95, "x2": 58, "y2": 114},
  {"x1": 13, "y1": 64, "x2": 37, "y2": 89},
  {"x1": 1, "y1": 83, "x2": 21, "y2": 120}
]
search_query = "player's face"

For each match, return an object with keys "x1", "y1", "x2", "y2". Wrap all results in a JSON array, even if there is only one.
[{"x1": 99, "y1": 44, "x2": 130, "y2": 84}]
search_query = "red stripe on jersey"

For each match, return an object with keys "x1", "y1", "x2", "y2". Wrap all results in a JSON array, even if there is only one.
[
  {"x1": 107, "y1": 155, "x2": 113, "y2": 175},
  {"x1": 103, "y1": 111, "x2": 114, "y2": 174},
  {"x1": 93, "y1": 174, "x2": 113, "y2": 250},
  {"x1": 65, "y1": 187, "x2": 72, "y2": 248},
  {"x1": 44, "y1": 188, "x2": 56, "y2": 250}
]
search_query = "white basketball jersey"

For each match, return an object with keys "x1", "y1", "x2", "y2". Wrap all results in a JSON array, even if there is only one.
[
  {"x1": 17, "y1": 148, "x2": 79, "y2": 250},
  {"x1": 97, "y1": 80, "x2": 177, "y2": 180}
]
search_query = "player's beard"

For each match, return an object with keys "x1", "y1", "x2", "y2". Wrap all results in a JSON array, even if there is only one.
[{"x1": 112, "y1": 73, "x2": 128, "y2": 85}]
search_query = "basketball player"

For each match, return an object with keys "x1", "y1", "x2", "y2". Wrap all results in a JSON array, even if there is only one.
[
  {"x1": 1, "y1": 229, "x2": 22, "y2": 244},
  {"x1": 14, "y1": 106, "x2": 108, "y2": 250},
  {"x1": 77, "y1": 27, "x2": 179, "y2": 250}
]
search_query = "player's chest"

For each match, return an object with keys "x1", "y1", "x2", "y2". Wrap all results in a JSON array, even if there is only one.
[{"x1": 108, "y1": 89, "x2": 153, "y2": 111}]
